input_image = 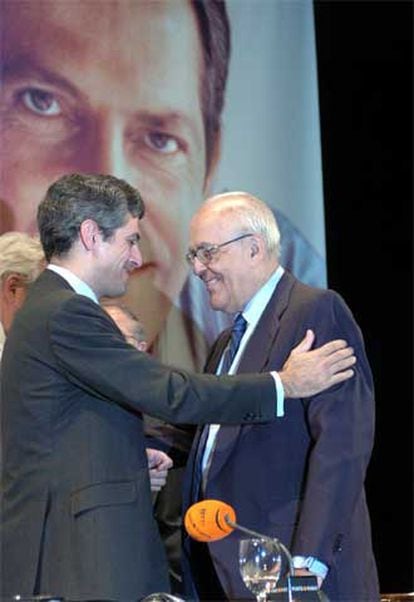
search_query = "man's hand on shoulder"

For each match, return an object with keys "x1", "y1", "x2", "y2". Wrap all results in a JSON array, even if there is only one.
[{"x1": 279, "y1": 329, "x2": 356, "y2": 398}]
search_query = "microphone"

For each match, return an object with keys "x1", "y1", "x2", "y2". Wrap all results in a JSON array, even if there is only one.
[
  {"x1": 184, "y1": 500, "x2": 325, "y2": 602},
  {"x1": 184, "y1": 499, "x2": 293, "y2": 572},
  {"x1": 184, "y1": 499, "x2": 236, "y2": 542}
]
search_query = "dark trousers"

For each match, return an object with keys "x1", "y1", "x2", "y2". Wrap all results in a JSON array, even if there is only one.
[{"x1": 189, "y1": 539, "x2": 227, "y2": 600}]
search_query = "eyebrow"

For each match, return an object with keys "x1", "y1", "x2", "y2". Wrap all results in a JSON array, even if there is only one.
[
  {"x1": 3, "y1": 58, "x2": 85, "y2": 101},
  {"x1": 3, "y1": 56, "x2": 204, "y2": 144},
  {"x1": 188, "y1": 241, "x2": 215, "y2": 251},
  {"x1": 127, "y1": 110, "x2": 203, "y2": 147}
]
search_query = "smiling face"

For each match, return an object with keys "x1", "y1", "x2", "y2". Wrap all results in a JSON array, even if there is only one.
[
  {"x1": 0, "y1": 0, "x2": 208, "y2": 343},
  {"x1": 92, "y1": 216, "x2": 143, "y2": 299},
  {"x1": 189, "y1": 211, "x2": 261, "y2": 314}
]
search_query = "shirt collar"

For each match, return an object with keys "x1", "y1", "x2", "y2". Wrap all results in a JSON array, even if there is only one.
[
  {"x1": 47, "y1": 264, "x2": 99, "y2": 304},
  {"x1": 242, "y1": 265, "x2": 285, "y2": 330}
]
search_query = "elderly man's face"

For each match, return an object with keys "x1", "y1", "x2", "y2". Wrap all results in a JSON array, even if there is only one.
[
  {"x1": 189, "y1": 209, "x2": 261, "y2": 314},
  {"x1": 0, "y1": 0, "x2": 208, "y2": 343}
]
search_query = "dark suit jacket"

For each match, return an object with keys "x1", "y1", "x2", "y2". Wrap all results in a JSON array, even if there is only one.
[
  {"x1": 182, "y1": 271, "x2": 379, "y2": 601},
  {"x1": 0, "y1": 269, "x2": 276, "y2": 601}
]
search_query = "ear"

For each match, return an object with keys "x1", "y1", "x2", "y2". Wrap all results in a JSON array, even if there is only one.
[
  {"x1": 2, "y1": 273, "x2": 27, "y2": 317},
  {"x1": 249, "y1": 237, "x2": 261, "y2": 259},
  {"x1": 79, "y1": 219, "x2": 101, "y2": 251},
  {"x1": 2, "y1": 273, "x2": 23, "y2": 303}
]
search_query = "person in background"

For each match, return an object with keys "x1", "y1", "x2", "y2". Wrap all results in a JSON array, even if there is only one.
[
  {"x1": 0, "y1": 231, "x2": 45, "y2": 357},
  {"x1": 102, "y1": 302, "x2": 173, "y2": 495},
  {"x1": 182, "y1": 191, "x2": 379, "y2": 601},
  {"x1": 0, "y1": 231, "x2": 45, "y2": 469},
  {"x1": 102, "y1": 302, "x2": 148, "y2": 354},
  {"x1": 1, "y1": 173, "x2": 354, "y2": 601}
]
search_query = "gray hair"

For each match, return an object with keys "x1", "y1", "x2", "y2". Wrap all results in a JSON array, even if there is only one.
[
  {"x1": 37, "y1": 173, "x2": 145, "y2": 262},
  {"x1": 0, "y1": 231, "x2": 45, "y2": 284},
  {"x1": 204, "y1": 192, "x2": 281, "y2": 258}
]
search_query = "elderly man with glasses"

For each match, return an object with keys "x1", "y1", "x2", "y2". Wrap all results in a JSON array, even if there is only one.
[{"x1": 181, "y1": 191, "x2": 379, "y2": 602}]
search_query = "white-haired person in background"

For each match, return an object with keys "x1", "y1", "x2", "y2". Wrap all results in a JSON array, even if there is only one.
[{"x1": 0, "y1": 231, "x2": 45, "y2": 357}]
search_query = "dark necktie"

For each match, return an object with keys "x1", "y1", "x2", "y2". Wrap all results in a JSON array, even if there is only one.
[
  {"x1": 191, "y1": 313, "x2": 248, "y2": 501},
  {"x1": 220, "y1": 313, "x2": 248, "y2": 375}
]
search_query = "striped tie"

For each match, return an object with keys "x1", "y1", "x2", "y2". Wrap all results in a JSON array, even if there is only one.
[{"x1": 220, "y1": 313, "x2": 248, "y2": 375}]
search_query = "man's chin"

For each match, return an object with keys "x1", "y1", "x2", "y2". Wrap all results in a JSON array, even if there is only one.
[
  {"x1": 103, "y1": 284, "x2": 128, "y2": 299},
  {"x1": 209, "y1": 295, "x2": 225, "y2": 312}
]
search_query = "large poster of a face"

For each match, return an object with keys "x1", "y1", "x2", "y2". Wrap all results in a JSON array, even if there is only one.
[{"x1": 0, "y1": 0, "x2": 325, "y2": 370}]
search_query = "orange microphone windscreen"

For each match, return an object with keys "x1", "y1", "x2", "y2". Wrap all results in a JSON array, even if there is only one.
[{"x1": 184, "y1": 499, "x2": 236, "y2": 542}]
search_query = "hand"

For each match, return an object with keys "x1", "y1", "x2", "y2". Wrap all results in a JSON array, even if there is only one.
[
  {"x1": 146, "y1": 448, "x2": 173, "y2": 492},
  {"x1": 279, "y1": 329, "x2": 356, "y2": 398}
]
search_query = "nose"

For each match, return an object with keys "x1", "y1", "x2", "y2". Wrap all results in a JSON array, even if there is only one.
[
  {"x1": 128, "y1": 244, "x2": 143, "y2": 270},
  {"x1": 191, "y1": 256, "x2": 207, "y2": 277},
  {"x1": 76, "y1": 112, "x2": 133, "y2": 180}
]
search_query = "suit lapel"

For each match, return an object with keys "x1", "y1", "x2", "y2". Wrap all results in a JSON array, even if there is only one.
[
  {"x1": 204, "y1": 328, "x2": 231, "y2": 373},
  {"x1": 238, "y1": 271, "x2": 295, "y2": 374},
  {"x1": 204, "y1": 272, "x2": 296, "y2": 490}
]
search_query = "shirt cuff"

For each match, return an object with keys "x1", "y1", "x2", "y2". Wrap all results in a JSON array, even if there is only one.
[
  {"x1": 293, "y1": 556, "x2": 329, "y2": 580},
  {"x1": 270, "y1": 371, "x2": 285, "y2": 417}
]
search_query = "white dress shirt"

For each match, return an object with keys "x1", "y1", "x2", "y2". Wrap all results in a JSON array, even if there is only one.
[
  {"x1": 47, "y1": 264, "x2": 99, "y2": 304},
  {"x1": 201, "y1": 266, "x2": 285, "y2": 473}
]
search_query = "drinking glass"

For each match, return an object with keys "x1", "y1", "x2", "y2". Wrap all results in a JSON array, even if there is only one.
[{"x1": 239, "y1": 537, "x2": 282, "y2": 602}]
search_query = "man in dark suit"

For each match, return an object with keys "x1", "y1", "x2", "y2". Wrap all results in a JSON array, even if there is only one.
[
  {"x1": 0, "y1": 174, "x2": 355, "y2": 601},
  {"x1": 182, "y1": 192, "x2": 379, "y2": 601}
]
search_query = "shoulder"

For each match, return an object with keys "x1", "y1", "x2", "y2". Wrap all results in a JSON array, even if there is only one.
[
  {"x1": 51, "y1": 293, "x2": 113, "y2": 332},
  {"x1": 280, "y1": 273, "x2": 358, "y2": 334},
  {"x1": 285, "y1": 271, "x2": 347, "y2": 310}
]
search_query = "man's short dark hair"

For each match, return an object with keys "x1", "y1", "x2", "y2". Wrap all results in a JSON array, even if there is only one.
[
  {"x1": 37, "y1": 173, "x2": 144, "y2": 261},
  {"x1": 192, "y1": 0, "x2": 230, "y2": 170}
]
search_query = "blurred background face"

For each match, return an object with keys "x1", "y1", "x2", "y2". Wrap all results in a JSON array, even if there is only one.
[{"x1": 0, "y1": 0, "x2": 208, "y2": 344}]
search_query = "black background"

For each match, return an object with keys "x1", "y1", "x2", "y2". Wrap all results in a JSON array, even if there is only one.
[{"x1": 314, "y1": 0, "x2": 413, "y2": 593}]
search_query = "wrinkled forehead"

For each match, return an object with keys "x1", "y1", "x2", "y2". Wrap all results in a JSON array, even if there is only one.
[
  {"x1": 2, "y1": 1, "x2": 194, "y2": 51},
  {"x1": 1, "y1": 0, "x2": 203, "y2": 94},
  {"x1": 190, "y1": 209, "x2": 244, "y2": 246}
]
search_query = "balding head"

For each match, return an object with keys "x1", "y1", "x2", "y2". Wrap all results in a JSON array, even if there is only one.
[
  {"x1": 187, "y1": 191, "x2": 280, "y2": 313},
  {"x1": 194, "y1": 191, "x2": 281, "y2": 259},
  {"x1": 102, "y1": 302, "x2": 148, "y2": 352}
]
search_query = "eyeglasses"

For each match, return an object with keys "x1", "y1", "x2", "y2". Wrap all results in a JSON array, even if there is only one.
[{"x1": 185, "y1": 233, "x2": 254, "y2": 266}]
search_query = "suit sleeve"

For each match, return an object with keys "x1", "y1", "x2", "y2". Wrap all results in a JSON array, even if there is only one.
[
  {"x1": 290, "y1": 290, "x2": 375, "y2": 568},
  {"x1": 48, "y1": 295, "x2": 276, "y2": 426}
]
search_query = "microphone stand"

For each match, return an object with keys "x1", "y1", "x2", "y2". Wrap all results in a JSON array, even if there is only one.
[{"x1": 224, "y1": 514, "x2": 295, "y2": 602}]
